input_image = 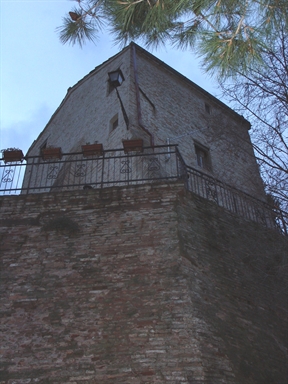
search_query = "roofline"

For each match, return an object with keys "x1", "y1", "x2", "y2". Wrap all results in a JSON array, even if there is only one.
[
  {"x1": 27, "y1": 42, "x2": 250, "y2": 154},
  {"x1": 27, "y1": 45, "x2": 131, "y2": 154},
  {"x1": 130, "y1": 42, "x2": 250, "y2": 128}
]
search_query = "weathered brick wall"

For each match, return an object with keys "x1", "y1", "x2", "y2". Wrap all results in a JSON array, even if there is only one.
[
  {"x1": 176, "y1": 190, "x2": 288, "y2": 383},
  {"x1": 1, "y1": 183, "x2": 287, "y2": 383}
]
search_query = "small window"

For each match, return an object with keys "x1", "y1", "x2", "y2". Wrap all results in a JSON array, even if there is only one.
[
  {"x1": 205, "y1": 103, "x2": 211, "y2": 114},
  {"x1": 195, "y1": 143, "x2": 211, "y2": 171},
  {"x1": 110, "y1": 114, "x2": 119, "y2": 132},
  {"x1": 112, "y1": 118, "x2": 118, "y2": 130}
]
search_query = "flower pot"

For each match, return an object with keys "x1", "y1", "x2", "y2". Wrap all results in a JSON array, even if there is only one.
[
  {"x1": 81, "y1": 144, "x2": 103, "y2": 157},
  {"x1": 42, "y1": 147, "x2": 62, "y2": 160},
  {"x1": 2, "y1": 149, "x2": 24, "y2": 164},
  {"x1": 122, "y1": 139, "x2": 144, "y2": 153}
]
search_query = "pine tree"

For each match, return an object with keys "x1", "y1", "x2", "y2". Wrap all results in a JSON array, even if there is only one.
[
  {"x1": 57, "y1": 0, "x2": 287, "y2": 77},
  {"x1": 219, "y1": 24, "x2": 288, "y2": 210},
  {"x1": 57, "y1": 0, "x2": 288, "y2": 211}
]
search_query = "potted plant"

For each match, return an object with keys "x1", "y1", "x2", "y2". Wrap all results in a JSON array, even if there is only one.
[
  {"x1": 122, "y1": 139, "x2": 144, "y2": 153},
  {"x1": 1, "y1": 148, "x2": 24, "y2": 163},
  {"x1": 81, "y1": 143, "x2": 103, "y2": 157},
  {"x1": 41, "y1": 146, "x2": 62, "y2": 160}
]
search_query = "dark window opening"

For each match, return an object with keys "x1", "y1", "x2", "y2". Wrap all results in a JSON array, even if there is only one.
[
  {"x1": 112, "y1": 118, "x2": 118, "y2": 130},
  {"x1": 110, "y1": 114, "x2": 119, "y2": 132},
  {"x1": 205, "y1": 103, "x2": 211, "y2": 114},
  {"x1": 195, "y1": 143, "x2": 211, "y2": 171}
]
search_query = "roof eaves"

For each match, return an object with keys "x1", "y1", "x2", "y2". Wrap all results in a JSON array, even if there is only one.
[
  {"x1": 27, "y1": 45, "x2": 131, "y2": 154},
  {"x1": 130, "y1": 42, "x2": 251, "y2": 129}
]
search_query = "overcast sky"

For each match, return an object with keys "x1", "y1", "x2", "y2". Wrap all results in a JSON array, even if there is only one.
[{"x1": 1, "y1": 0, "x2": 218, "y2": 155}]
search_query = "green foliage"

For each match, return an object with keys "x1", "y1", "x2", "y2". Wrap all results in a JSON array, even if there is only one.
[
  {"x1": 57, "y1": 0, "x2": 287, "y2": 77},
  {"x1": 219, "y1": 25, "x2": 288, "y2": 211},
  {"x1": 57, "y1": 17, "x2": 98, "y2": 47},
  {"x1": 57, "y1": 0, "x2": 287, "y2": 211},
  {"x1": 199, "y1": 32, "x2": 264, "y2": 78},
  {"x1": 57, "y1": 3, "x2": 105, "y2": 47}
]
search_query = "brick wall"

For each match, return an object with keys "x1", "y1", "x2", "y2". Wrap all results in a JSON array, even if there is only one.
[
  {"x1": 0, "y1": 183, "x2": 287, "y2": 383},
  {"x1": 176, "y1": 190, "x2": 288, "y2": 383}
]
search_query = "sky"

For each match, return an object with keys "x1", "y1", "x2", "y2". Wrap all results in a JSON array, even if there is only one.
[{"x1": 1, "y1": 0, "x2": 218, "y2": 156}]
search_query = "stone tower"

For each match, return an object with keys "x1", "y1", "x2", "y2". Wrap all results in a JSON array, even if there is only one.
[
  {"x1": 1, "y1": 44, "x2": 287, "y2": 384},
  {"x1": 24, "y1": 43, "x2": 264, "y2": 199}
]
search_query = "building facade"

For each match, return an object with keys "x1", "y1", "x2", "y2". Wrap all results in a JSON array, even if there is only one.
[
  {"x1": 1, "y1": 44, "x2": 287, "y2": 384},
  {"x1": 24, "y1": 43, "x2": 265, "y2": 200}
]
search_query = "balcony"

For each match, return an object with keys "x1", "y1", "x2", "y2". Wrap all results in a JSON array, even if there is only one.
[{"x1": 0, "y1": 144, "x2": 287, "y2": 235}]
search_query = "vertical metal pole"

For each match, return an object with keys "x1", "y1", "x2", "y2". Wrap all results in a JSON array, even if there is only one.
[{"x1": 101, "y1": 152, "x2": 105, "y2": 189}]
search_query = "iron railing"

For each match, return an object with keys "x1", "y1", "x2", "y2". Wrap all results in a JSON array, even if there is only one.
[
  {"x1": 1, "y1": 145, "x2": 185, "y2": 194},
  {"x1": 185, "y1": 165, "x2": 287, "y2": 235},
  {"x1": 0, "y1": 145, "x2": 287, "y2": 235}
]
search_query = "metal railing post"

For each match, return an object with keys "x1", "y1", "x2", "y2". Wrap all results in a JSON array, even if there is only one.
[{"x1": 1, "y1": 146, "x2": 287, "y2": 236}]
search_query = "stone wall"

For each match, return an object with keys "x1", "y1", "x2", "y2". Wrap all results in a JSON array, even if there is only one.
[
  {"x1": 26, "y1": 48, "x2": 132, "y2": 157},
  {"x1": 23, "y1": 44, "x2": 265, "y2": 201},
  {"x1": 134, "y1": 48, "x2": 264, "y2": 199},
  {"x1": 1, "y1": 183, "x2": 287, "y2": 383}
]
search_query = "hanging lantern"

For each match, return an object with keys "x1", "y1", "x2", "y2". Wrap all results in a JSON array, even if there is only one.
[{"x1": 108, "y1": 70, "x2": 124, "y2": 88}]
